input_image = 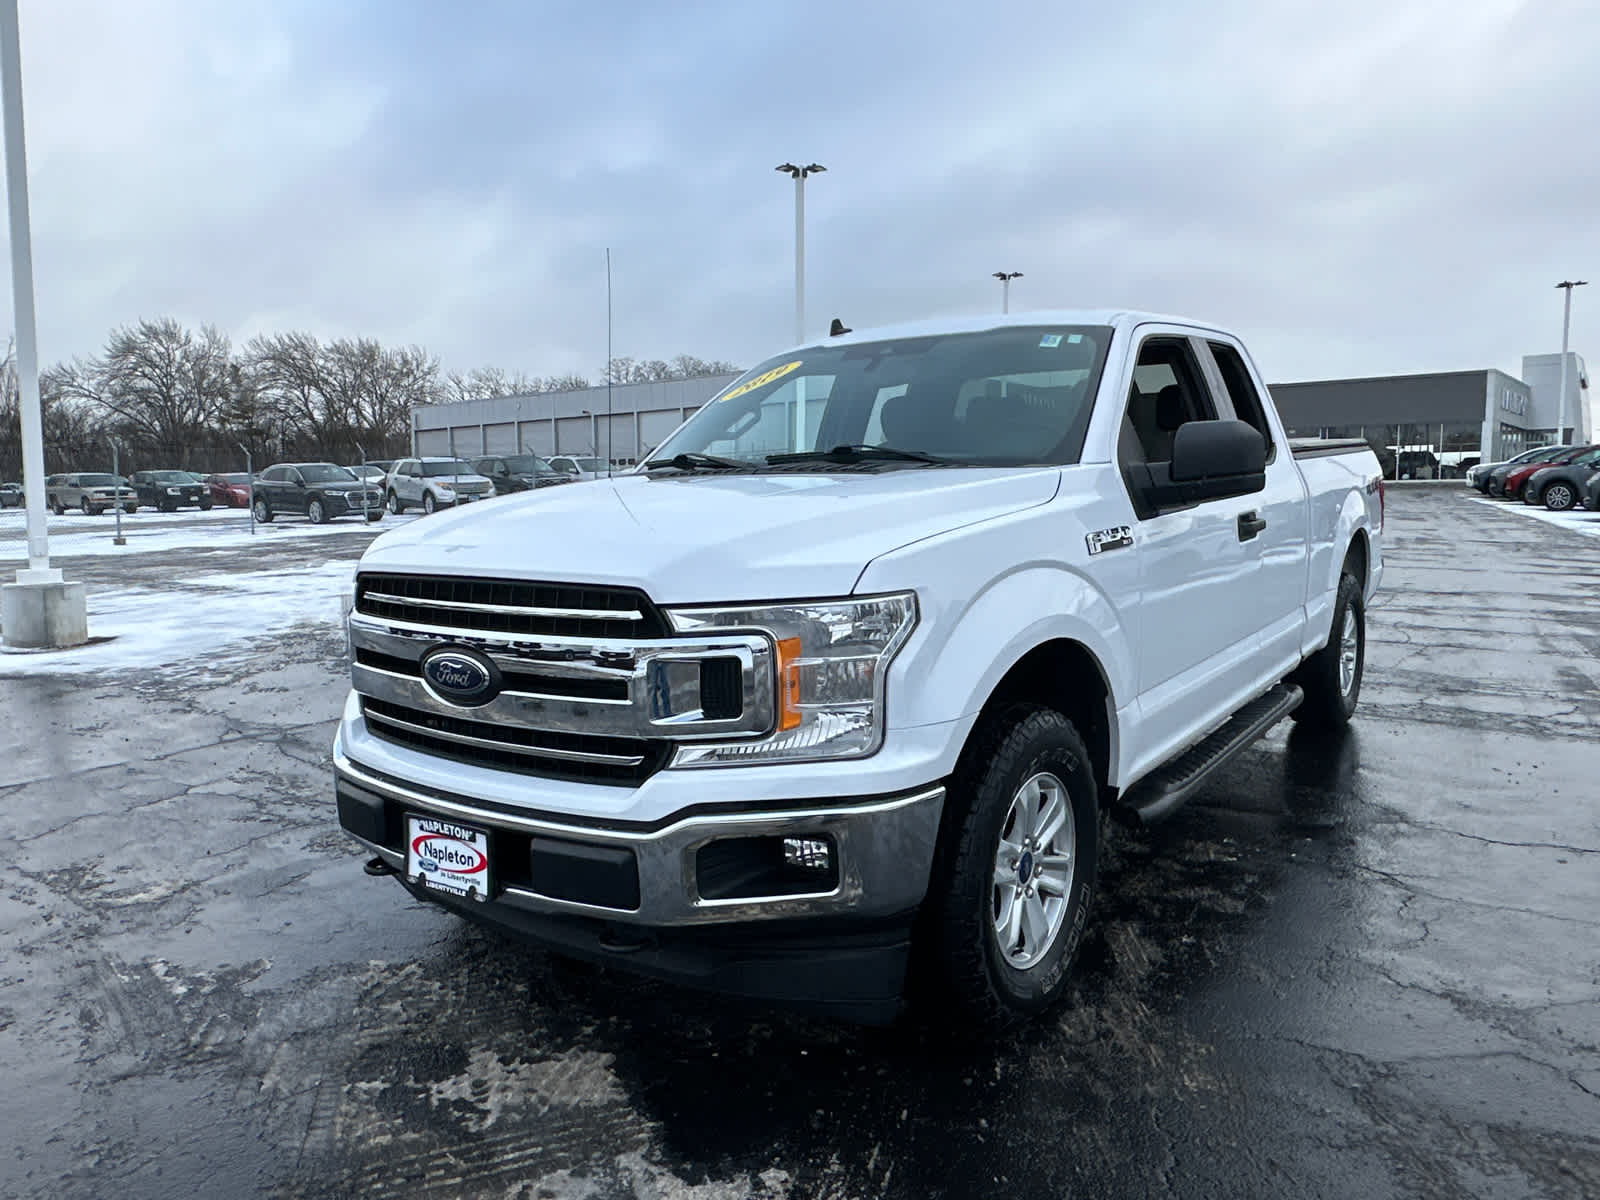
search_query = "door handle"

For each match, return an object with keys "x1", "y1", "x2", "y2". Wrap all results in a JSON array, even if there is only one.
[{"x1": 1237, "y1": 511, "x2": 1267, "y2": 541}]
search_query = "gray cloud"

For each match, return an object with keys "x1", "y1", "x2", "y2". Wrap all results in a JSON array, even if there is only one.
[{"x1": 3, "y1": 0, "x2": 1596, "y2": 386}]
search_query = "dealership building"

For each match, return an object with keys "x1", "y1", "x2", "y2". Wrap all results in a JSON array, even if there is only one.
[{"x1": 412, "y1": 351, "x2": 1592, "y2": 480}]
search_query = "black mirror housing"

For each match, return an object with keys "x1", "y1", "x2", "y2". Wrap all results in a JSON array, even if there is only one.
[{"x1": 1133, "y1": 419, "x2": 1267, "y2": 510}]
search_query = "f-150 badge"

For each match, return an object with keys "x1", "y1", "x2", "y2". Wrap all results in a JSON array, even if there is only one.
[{"x1": 1086, "y1": 526, "x2": 1134, "y2": 555}]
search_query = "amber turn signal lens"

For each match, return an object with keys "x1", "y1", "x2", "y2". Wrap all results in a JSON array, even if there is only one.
[{"x1": 776, "y1": 636, "x2": 803, "y2": 731}]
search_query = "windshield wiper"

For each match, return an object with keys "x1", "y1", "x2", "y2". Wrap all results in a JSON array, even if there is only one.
[
  {"x1": 765, "y1": 444, "x2": 951, "y2": 466},
  {"x1": 643, "y1": 452, "x2": 749, "y2": 472}
]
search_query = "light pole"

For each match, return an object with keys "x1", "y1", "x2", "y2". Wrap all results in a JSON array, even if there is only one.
[
  {"x1": 993, "y1": 271, "x2": 1023, "y2": 314},
  {"x1": 109, "y1": 441, "x2": 125, "y2": 545},
  {"x1": 0, "y1": 0, "x2": 86, "y2": 647},
  {"x1": 1556, "y1": 280, "x2": 1587, "y2": 444},
  {"x1": 776, "y1": 162, "x2": 824, "y2": 345}
]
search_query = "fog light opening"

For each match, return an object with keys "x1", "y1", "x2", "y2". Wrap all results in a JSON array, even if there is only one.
[{"x1": 782, "y1": 836, "x2": 833, "y2": 873}]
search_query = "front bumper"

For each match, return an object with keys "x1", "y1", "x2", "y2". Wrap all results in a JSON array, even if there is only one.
[{"x1": 333, "y1": 752, "x2": 945, "y2": 1017}]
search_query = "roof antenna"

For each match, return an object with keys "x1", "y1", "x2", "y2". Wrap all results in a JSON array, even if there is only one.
[{"x1": 829, "y1": 317, "x2": 851, "y2": 337}]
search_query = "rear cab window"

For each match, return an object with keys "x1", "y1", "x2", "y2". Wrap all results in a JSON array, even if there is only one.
[{"x1": 1206, "y1": 340, "x2": 1277, "y2": 463}]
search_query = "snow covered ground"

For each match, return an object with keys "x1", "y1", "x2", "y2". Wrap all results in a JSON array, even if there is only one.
[
  {"x1": 0, "y1": 506, "x2": 426, "y2": 675},
  {"x1": 0, "y1": 505, "x2": 417, "y2": 562},
  {"x1": 1469, "y1": 495, "x2": 1600, "y2": 540}
]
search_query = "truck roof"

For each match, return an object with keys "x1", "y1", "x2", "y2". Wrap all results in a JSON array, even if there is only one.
[{"x1": 791, "y1": 309, "x2": 1236, "y2": 353}]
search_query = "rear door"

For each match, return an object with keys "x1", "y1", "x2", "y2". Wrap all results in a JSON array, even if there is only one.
[
  {"x1": 1117, "y1": 330, "x2": 1267, "y2": 767},
  {"x1": 1201, "y1": 337, "x2": 1309, "y2": 680}
]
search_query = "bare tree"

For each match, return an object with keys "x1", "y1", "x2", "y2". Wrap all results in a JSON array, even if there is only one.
[{"x1": 92, "y1": 319, "x2": 231, "y2": 467}]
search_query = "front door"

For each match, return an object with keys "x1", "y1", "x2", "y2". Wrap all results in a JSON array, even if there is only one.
[{"x1": 1117, "y1": 331, "x2": 1267, "y2": 776}]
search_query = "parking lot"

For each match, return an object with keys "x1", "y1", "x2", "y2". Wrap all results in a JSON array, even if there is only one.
[{"x1": 1, "y1": 488, "x2": 1597, "y2": 1199}]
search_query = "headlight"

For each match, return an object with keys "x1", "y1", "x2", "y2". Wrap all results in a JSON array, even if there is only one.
[
  {"x1": 436, "y1": 484, "x2": 455, "y2": 494},
  {"x1": 664, "y1": 591, "x2": 917, "y2": 766},
  {"x1": 166, "y1": 486, "x2": 182, "y2": 495}
]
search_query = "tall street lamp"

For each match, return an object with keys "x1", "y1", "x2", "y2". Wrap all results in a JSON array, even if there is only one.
[
  {"x1": 993, "y1": 271, "x2": 1023, "y2": 313},
  {"x1": 776, "y1": 163, "x2": 825, "y2": 345},
  {"x1": 1556, "y1": 280, "x2": 1587, "y2": 443},
  {"x1": 0, "y1": 0, "x2": 86, "y2": 647}
]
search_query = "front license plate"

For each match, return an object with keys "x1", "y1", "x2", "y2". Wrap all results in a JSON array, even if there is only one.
[{"x1": 406, "y1": 814, "x2": 492, "y2": 901}]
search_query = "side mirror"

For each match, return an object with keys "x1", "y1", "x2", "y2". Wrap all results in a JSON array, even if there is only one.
[{"x1": 1133, "y1": 419, "x2": 1266, "y2": 510}]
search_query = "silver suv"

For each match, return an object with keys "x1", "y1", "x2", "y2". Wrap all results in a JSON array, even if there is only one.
[
  {"x1": 46, "y1": 472, "x2": 136, "y2": 515},
  {"x1": 385, "y1": 458, "x2": 495, "y2": 515}
]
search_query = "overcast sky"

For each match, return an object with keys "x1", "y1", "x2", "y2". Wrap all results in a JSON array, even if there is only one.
[{"x1": 4, "y1": 0, "x2": 1597, "y2": 386}]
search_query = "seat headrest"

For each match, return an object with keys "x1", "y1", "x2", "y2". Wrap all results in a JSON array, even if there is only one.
[
  {"x1": 1156, "y1": 384, "x2": 1187, "y2": 432},
  {"x1": 879, "y1": 391, "x2": 949, "y2": 450}
]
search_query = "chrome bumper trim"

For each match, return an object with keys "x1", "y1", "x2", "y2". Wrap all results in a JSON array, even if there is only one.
[{"x1": 336, "y1": 751, "x2": 944, "y2": 926}]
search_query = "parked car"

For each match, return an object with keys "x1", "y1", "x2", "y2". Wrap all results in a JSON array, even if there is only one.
[
  {"x1": 547, "y1": 455, "x2": 609, "y2": 481},
  {"x1": 1521, "y1": 446, "x2": 1600, "y2": 510},
  {"x1": 0, "y1": 481, "x2": 21, "y2": 507},
  {"x1": 1467, "y1": 445, "x2": 1564, "y2": 492},
  {"x1": 129, "y1": 469, "x2": 212, "y2": 512},
  {"x1": 205, "y1": 472, "x2": 253, "y2": 508},
  {"x1": 1580, "y1": 469, "x2": 1600, "y2": 512},
  {"x1": 251, "y1": 462, "x2": 384, "y2": 524},
  {"x1": 469, "y1": 454, "x2": 575, "y2": 495},
  {"x1": 335, "y1": 310, "x2": 1385, "y2": 1024},
  {"x1": 46, "y1": 472, "x2": 137, "y2": 515},
  {"x1": 349, "y1": 464, "x2": 390, "y2": 485},
  {"x1": 1496, "y1": 446, "x2": 1597, "y2": 502},
  {"x1": 384, "y1": 457, "x2": 495, "y2": 514}
]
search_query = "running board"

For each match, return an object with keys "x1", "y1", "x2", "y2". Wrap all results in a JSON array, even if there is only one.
[{"x1": 1117, "y1": 684, "x2": 1303, "y2": 826}]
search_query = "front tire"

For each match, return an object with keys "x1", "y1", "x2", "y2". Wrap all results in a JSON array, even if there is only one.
[
  {"x1": 253, "y1": 497, "x2": 273, "y2": 524},
  {"x1": 1545, "y1": 482, "x2": 1576, "y2": 512},
  {"x1": 79, "y1": 497, "x2": 93, "y2": 515},
  {"x1": 920, "y1": 705, "x2": 1099, "y2": 1026},
  {"x1": 387, "y1": 490, "x2": 404, "y2": 514},
  {"x1": 1291, "y1": 572, "x2": 1364, "y2": 729},
  {"x1": 307, "y1": 498, "x2": 327, "y2": 525},
  {"x1": 51, "y1": 498, "x2": 63, "y2": 515},
  {"x1": 199, "y1": 499, "x2": 212, "y2": 511},
  {"x1": 365, "y1": 510, "x2": 383, "y2": 523},
  {"x1": 423, "y1": 491, "x2": 437, "y2": 515}
]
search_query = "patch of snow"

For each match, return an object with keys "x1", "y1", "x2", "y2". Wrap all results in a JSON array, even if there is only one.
[
  {"x1": 0, "y1": 508, "x2": 417, "y2": 562},
  {"x1": 0, "y1": 560, "x2": 358, "y2": 675},
  {"x1": 1470, "y1": 496, "x2": 1600, "y2": 539}
]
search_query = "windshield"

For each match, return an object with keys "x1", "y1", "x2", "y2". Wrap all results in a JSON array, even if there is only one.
[
  {"x1": 650, "y1": 326, "x2": 1112, "y2": 468},
  {"x1": 422, "y1": 460, "x2": 474, "y2": 477},
  {"x1": 149, "y1": 471, "x2": 193, "y2": 483},
  {"x1": 80, "y1": 474, "x2": 120, "y2": 487},
  {"x1": 502, "y1": 455, "x2": 555, "y2": 474},
  {"x1": 300, "y1": 465, "x2": 358, "y2": 483}
]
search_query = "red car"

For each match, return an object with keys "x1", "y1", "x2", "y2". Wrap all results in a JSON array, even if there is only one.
[
  {"x1": 206, "y1": 472, "x2": 253, "y2": 508},
  {"x1": 1501, "y1": 446, "x2": 1597, "y2": 502}
]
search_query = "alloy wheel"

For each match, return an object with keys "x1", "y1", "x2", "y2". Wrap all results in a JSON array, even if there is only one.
[{"x1": 991, "y1": 772, "x2": 1076, "y2": 969}]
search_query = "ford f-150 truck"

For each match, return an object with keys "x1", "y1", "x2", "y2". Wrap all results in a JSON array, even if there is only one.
[{"x1": 334, "y1": 311, "x2": 1383, "y2": 1024}]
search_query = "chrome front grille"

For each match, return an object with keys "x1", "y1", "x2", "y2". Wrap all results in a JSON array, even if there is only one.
[
  {"x1": 348, "y1": 573, "x2": 775, "y2": 786},
  {"x1": 356, "y1": 573, "x2": 664, "y2": 640}
]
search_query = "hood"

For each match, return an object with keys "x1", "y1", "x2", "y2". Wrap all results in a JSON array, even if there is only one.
[
  {"x1": 360, "y1": 467, "x2": 1061, "y2": 603},
  {"x1": 432, "y1": 474, "x2": 492, "y2": 486}
]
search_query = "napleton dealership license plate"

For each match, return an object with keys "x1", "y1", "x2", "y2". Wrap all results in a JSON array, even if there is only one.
[{"x1": 406, "y1": 815, "x2": 491, "y2": 900}]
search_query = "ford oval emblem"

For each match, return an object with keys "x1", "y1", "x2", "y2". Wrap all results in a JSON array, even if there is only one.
[{"x1": 420, "y1": 647, "x2": 500, "y2": 705}]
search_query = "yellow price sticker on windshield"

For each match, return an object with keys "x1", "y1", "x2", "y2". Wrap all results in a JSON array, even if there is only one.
[{"x1": 716, "y1": 360, "x2": 802, "y2": 403}]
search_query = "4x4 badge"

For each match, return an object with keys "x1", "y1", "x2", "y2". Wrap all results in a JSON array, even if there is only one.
[{"x1": 1086, "y1": 526, "x2": 1134, "y2": 555}]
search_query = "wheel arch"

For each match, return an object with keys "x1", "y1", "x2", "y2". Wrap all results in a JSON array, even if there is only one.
[{"x1": 963, "y1": 638, "x2": 1118, "y2": 807}]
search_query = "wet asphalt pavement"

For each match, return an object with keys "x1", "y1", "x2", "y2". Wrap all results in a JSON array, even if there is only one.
[{"x1": 1, "y1": 489, "x2": 1597, "y2": 1199}]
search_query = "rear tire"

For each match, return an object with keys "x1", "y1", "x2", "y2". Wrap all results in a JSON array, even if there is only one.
[
  {"x1": 1291, "y1": 572, "x2": 1364, "y2": 729},
  {"x1": 1545, "y1": 482, "x2": 1576, "y2": 512},
  {"x1": 919, "y1": 705, "x2": 1099, "y2": 1027}
]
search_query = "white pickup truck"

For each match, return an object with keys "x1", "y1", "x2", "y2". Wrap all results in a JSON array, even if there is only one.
[{"x1": 334, "y1": 310, "x2": 1383, "y2": 1024}]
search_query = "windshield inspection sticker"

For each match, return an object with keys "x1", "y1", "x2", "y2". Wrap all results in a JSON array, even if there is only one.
[
  {"x1": 716, "y1": 360, "x2": 802, "y2": 403},
  {"x1": 1086, "y1": 526, "x2": 1134, "y2": 555},
  {"x1": 1038, "y1": 334, "x2": 1063, "y2": 348}
]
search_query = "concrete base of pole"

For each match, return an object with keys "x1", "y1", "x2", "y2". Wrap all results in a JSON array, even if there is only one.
[{"x1": 1, "y1": 579, "x2": 88, "y2": 649}]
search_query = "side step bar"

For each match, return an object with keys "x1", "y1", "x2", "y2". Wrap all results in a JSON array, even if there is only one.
[{"x1": 1117, "y1": 683, "x2": 1303, "y2": 826}]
